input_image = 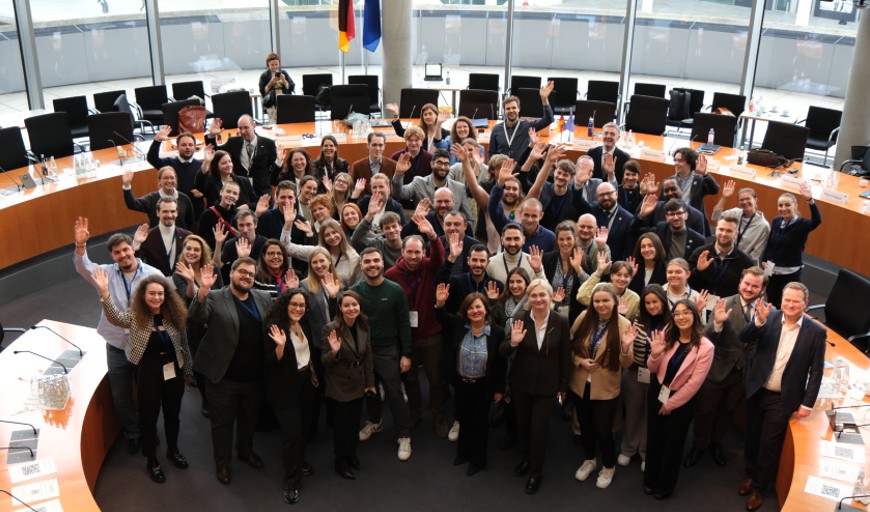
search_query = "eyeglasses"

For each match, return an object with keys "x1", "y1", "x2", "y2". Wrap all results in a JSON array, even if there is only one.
[
  {"x1": 596, "y1": 191, "x2": 616, "y2": 197},
  {"x1": 265, "y1": 251, "x2": 284, "y2": 258},
  {"x1": 433, "y1": 161, "x2": 451, "y2": 167},
  {"x1": 673, "y1": 310, "x2": 693, "y2": 318},
  {"x1": 665, "y1": 211, "x2": 686, "y2": 217},
  {"x1": 288, "y1": 302, "x2": 306, "y2": 309},
  {"x1": 234, "y1": 269, "x2": 255, "y2": 277}
]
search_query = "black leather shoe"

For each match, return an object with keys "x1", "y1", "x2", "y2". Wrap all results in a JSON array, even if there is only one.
[
  {"x1": 283, "y1": 486, "x2": 300, "y2": 504},
  {"x1": 349, "y1": 454, "x2": 361, "y2": 470},
  {"x1": 514, "y1": 460, "x2": 531, "y2": 476},
  {"x1": 466, "y1": 464, "x2": 482, "y2": 476},
  {"x1": 216, "y1": 466, "x2": 231, "y2": 485},
  {"x1": 201, "y1": 407, "x2": 210, "y2": 418},
  {"x1": 710, "y1": 444, "x2": 727, "y2": 466},
  {"x1": 654, "y1": 491, "x2": 671, "y2": 500},
  {"x1": 454, "y1": 455, "x2": 470, "y2": 466},
  {"x1": 525, "y1": 476, "x2": 541, "y2": 494},
  {"x1": 167, "y1": 450, "x2": 189, "y2": 469},
  {"x1": 337, "y1": 465, "x2": 355, "y2": 480},
  {"x1": 238, "y1": 453, "x2": 264, "y2": 470},
  {"x1": 126, "y1": 438, "x2": 141, "y2": 455},
  {"x1": 147, "y1": 462, "x2": 166, "y2": 484},
  {"x1": 643, "y1": 486, "x2": 654, "y2": 495},
  {"x1": 301, "y1": 460, "x2": 313, "y2": 476},
  {"x1": 683, "y1": 448, "x2": 704, "y2": 468}
]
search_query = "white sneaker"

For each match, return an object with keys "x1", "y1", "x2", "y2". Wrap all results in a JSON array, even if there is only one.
[
  {"x1": 448, "y1": 421, "x2": 460, "y2": 442},
  {"x1": 397, "y1": 437, "x2": 412, "y2": 461},
  {"x1": 358, "y1": 421, "x2": 383, "y2": 441},
  {"x1": 596, "y1": 467, "x2": 615, "y2": 489},
  {"x1": 574, "y1": 459, "x2": 597, "y2": 481},
  {"x1": 641, "y1": 460, "x2": 645, "y2": 472},
  {"x1": 617, "y1": 453, "x2": 631, "y2": 467}
]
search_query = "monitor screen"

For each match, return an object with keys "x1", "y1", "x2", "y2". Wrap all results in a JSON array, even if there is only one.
[{"x1": 424, "y1": 64, "x2": 442, "y2": 77}]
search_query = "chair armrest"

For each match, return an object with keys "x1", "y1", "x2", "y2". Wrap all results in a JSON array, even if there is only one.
[
  {"x1": 74, "y1": 142, "x2": 87, "y2": 153},
  {"x1": 848, "y1": 332, "x2": 870, "y2": 347},
  {"x1": 839, "y1": 159, "x2": 860, "y2": 173},
  {"x1": 795, "y1": 118, "x2": 807, "y2": 125},
  {"x1": 827, "y1": 126, "x2": 841, "y2": 146},
  {"x1": 3, "y1": 328, "x2": 27, "y2": 334}
]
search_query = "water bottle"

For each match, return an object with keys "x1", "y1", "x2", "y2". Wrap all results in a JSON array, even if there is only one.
[
  {"x1": 737, "y1": 144, "x2": 745, "y2": 165},
  {"x1": 445, "y1": 71, "x2": 451, "y2": 85},
  {"x1": 707, "y1": 129, "x2": 715, "y2": 146},
  {"x1": 49, "y1": 156, "x2": 57, "y2": 177},
  {"x1": 587, "y1": 116, "x2": 594, "y2": 137}
]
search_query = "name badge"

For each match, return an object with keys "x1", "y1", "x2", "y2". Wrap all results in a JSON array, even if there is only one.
[
  {"x1": 706, "y1": 294, "x2": 720, "y2": 313},
  {"x1": 658, "y1": 384, "x2": 670, "y2": 405},
  {"x1": 640, "y1": 148, "x2": 666, "y2": 162},
  {"x1": 409, "y1": 311, "x2": 419, "y2": 328},
  {"x1": 763, "y1": 261, "x2": 775, "y2": 277},
  {"x1": 637, "y1": 367, "x2": 651, "y2": 384},
  {"x1": 163, "y1": 362, "x2": 176, "y2": 381}
]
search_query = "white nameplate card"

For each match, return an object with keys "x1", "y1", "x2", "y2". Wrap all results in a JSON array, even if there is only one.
[
  {"x1": 7, "y1": 458, "x2": 57, "y2": 484},
  {"x1": 804, "y1": 475, "x2": 853, "y2": 502},
  {"x1": 573, "y1": 139, "x2": 599, "y2": 151},
  {"x1": 640, "y1": 147, "x2": 666, "y2": 162},
  {"x1": 819, "y1": 440, "x2": 865, "y2": 463},
  {"x1": 15, "y1": 499, "x2": 63, "y2": 512},
  {"x1": 820, "y1": 188, "x2": 848, "y2": 205},
  {"x1": 10, "y1": 479, "x2": 59, "y2": 505},
  {"x1": 728, "y1": 165, "x2": 756, "y2": 180},
  {"x1": 818, "y1": 459, "x2": 863, "y2": 483},
  {"x1": 780, "y1": 174, "x2": 806, "y2": 190},
  {"x1": 706, "y1": 158, "x2": 720, "y2": 172}
]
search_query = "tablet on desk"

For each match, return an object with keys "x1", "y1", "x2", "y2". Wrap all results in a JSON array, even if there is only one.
[{"x1": 697, "y1": 143, "x2": 720, "y2": 154}]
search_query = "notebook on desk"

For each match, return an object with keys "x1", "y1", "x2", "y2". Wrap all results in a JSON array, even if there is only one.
[
  {"x1": 370, "y1": 119, "x2": 393, "y2": 128},
  {"x1": 860, "y1": 189, "x2": 870, "y2": 199},
  {"x1": 423, "y1": 64, "x2": 443, "y2": 82},
  {"x1": 697, "y1": 143, "x2": 721, "y2": 154},
  {"x1": 471, "y1": 118, "x2": 490, "y2": 129}
]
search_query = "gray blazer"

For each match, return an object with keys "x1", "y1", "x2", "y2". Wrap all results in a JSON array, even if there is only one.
[
  {"x1": 321, "y1": 319, "x2": 374, "y2": 402},
  {"x1": 188, "y1": 286, "x2": 273, "y2": 383},
  {"x1": 703, "y1": 294, "x2": 762, "y2": 383},
  {"x1": 390, "y1": 173, "x2": 473, "y2": 220}
]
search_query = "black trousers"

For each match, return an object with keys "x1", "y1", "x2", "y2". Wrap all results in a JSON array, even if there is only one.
[
  {"x1": 207, "y1": 377, "x2": 264, "y2": 468},
  {"x1": 364, "y1": 344, "x2": 411, "y2": 437},
  {"x1": 329, "y1": 397, "x2": 363, "y2": 469},
  {"x1": 691, "y1": 367, "x2": 746, "y2": 449},
  {"x1": 745, "y1": 388, "x2": 790, "y2": 492},
  {"x1": 137, "y1": 353, "x2": 184, "y2": 460},
  {"x1": 512, "y1": 389, "x2": 555, "y2": 479},
  {"x1": 644, "y1": 379, "x2": 696, "y2": 496},
  {"x1": 573, "y1": 387, "x2": 619, "y2": 468},
  {"x1": 455, "y1": 378, "x2": 491, "y2": 468},
  {"x1": 274, "y1": 367, "x2": 315, "y2": 484},
  {"x1": 766, "y1": 269, "x2": 801, "y2": 311}
]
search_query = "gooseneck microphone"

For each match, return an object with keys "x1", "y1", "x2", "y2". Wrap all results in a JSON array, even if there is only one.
[
  {"x1": 0, "y1": 490, "x2": 40, "y2": 512},
  {"x1": 13, "y1": 351, "x2": 68, "y2": 374},
  {"x1": 0, "y1": 420, "x2": 38, "y2": 435},
  {"x1": 112, "y1": 131, "x2": 146, "y2": 157},
  {"x1": 32, "y1": 325, "x2": 84, "y2": 357},
  {"x1": 0, "y1": 446, "x2": 34, "y2": 458}
]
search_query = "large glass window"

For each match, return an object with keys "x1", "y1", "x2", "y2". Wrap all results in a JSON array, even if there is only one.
[{"x1": 0, "y1": 0, "x2": 27, "y2": 127}]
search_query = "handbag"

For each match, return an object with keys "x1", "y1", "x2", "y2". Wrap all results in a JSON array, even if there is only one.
[
  {"x1": 747, "y1": 149, "x2": 793, "y2": 169},
  {"x1": 177, "y1": 105, "x2": 207, "y2": 133}
]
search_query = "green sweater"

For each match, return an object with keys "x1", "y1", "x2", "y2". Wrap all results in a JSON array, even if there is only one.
[{"x1": 350, "y1": 278, "x2": 412, "y2": 356}]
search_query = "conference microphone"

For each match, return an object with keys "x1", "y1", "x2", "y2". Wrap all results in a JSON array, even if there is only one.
[
  {"x1": 408, "y1": 105, "x2": 417, "y2": 122},
  {"x1": 107, "y1": 138, "x2": 124, "y2": 166},
  {"x1": 470, "y1": 107, "x2": 479, "y2": 122},
  {"x1": 835, "y1": 494, "x2": 870, "y2": 511},
  {"x1": 0, "y1": 446, "x2": 34, "y2": 458},
  {"x1": 0, "y1": 164, "x2": 24, "y2": 191},
  {"x1": 32, "y1": 325, "x2": 83, "y2": 357},
  {"x1": 112, "y1": 131, "x2": 146, "y2": 157},
  {"x1": 668, "y1": 134, "x2": 699, "y2": 159},
  {"x1": 828, "y1": 339, "x2": 837, "y2": 347},
  {"x1": 0, "y1": 490, "x2": 39, "y2": 512},
  {"x1": 0, "y1": 420, "x2": 38, "y2": 435},
  {"x1": 12, "y1": 351, "x2": 68, "y2": 374}
]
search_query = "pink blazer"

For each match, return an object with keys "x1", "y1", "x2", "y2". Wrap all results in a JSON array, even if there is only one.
[{"x1": 647, "y1": 336, "x2": 714, "y2": 410}]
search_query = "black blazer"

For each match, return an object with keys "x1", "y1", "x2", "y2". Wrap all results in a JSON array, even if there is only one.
[
  {"x1": 265, "y1": 318, "x2": 316, "y2": 410},
  {"x1": 739, "y1": 311, "x2": 826, "y2": 414},
  {"x1": 627, "y1": 260, "x2": 667, "y2": 295},
  {"x1": 630, "y1": 218, "x2": 706, "y2": 261},
  {"x1": 205, "y1": 134, "x2": 279, "y2": 196},
  {"x1": 135, "y1": 226, "x2": 192, "y2": 276},
  {"x1": 435, "y1": 307, "x2": 506, "y2": 397},
  {"x1": 541, "y1": 251, "x2": 584, "y2": 325},
  {"x1": 321, "y1": 319, "x2": 374, "y2": 403},
  {"x1": 590, "y1": 203, "x2": 635, "y2": 261},
  {"x1": 587, "y1": 145, "x2": 630, "y2": 183},
  {"x1": 194, "y1": 171, "x2": 257, "y2": 212},
  {"x1": 703, "y1": 294, "x2": 763, "y2": 384},
  {"x1": 499, "y1": 310, "x2": 571, "y2": 396}
]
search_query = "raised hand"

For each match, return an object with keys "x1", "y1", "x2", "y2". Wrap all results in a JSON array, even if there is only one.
[
  {"x1": 510, "y1": 319, "x2": 527, "y2": 346},
  {"x1": 321, "y1": 175, "x2": 334, "y2": 192},
  {"x1": 202, "y1": 145, "x2": 215, "y2": 169},
  {"x1": 133, "y1": 223, "x2": 149, "y2": 245},
  {"x1": 799, "y1": 181, "x2": 813, "y2": 202},
  {"x1": 594, "y1": 226, "x2": 609, "y2": 248},
  {"x1": 722, "y1": 179, "x2": 736, "y2": 198},
  {"x1": 199, "y1": 264, "x2": 217, "y2": 290},
  {"x1": 277, "y1": 143, "x2": 288, "y2": 164},
  {"x1": 552, "y1": 287, "x2": 566, "y2": 304},
  {"x1": 545, "y1": 144, "x2": 567, "y2": 164},
  {"x1": 694, "y1": 289, "x2": 710, "y2": 312},
  {"x1": 268, "y1": 324, "x2": 287, "y2": 348},
  {"x1": 435, "y1": 282, "x2": 450, "y2": 306},
  {"x1": 539, "y1": 80, "x2": 555, "y2": 100},
  {"x1": 623, "y1": 323, "x2": 638, "y2": 349},
  {"x1": 755, "y1": 298, "x2": 772, "y2": 324},
  {"x1": 285, "y1": 269, "x2": 300, "y2": 290},
  {"x1": 155, "y1": 124, "x2": 172, "y2": 142},
  {"x1": 485, "y1": 281, "x2": 500, "y2": 300},
  {"x1": 625, "y1": 256, "x2": 639, "y2": 277},
  {"x1": 497, "y1": 158, "x2": 518, "y2": 187},
  {"x1": 649, "y1": 329, "x2": 666, "y2": 357},
  {"x1": 74, "y1": 216, "x2": 90, "y2": 245},
  {"x1": 695, "y1": 250, "x2": 713, "y2": 271},
  {"x1": 595, "y1": 250, "x2": 612, "y2": 275},
  {"x1": 618, "y1": 295, "x2": 629, "y2": 316},
  {"x1": 528, "y1": 245, "x2": 543, "y2": 272},
  {"x1": 395, "y1": 152, "x2": 412, "y2": 176},
  {"x1": 353, "y1": 178, "x2": 367, "y2": 197},
  {"x1": 255, "y1": 194, "x2": 271, "y2": 217},
  {"x1": 447, "y1": 232, "x2": 463, "y2": 259},
  {"x1": 92, "y1": 266, "x2": 110, "y2": 296},
  {"x1": 175, "y1": 261, "x2": 196, "y2": 283},
  {"x1": 322, "y1": 271, "x2": 339, "y2": 298},
  {"x1": 437, "y1": 110, "x2": 450, "y2": 125},
  {"x1": 528, "y1": 127, "x2": 539, "y2": 146},
  {"x1": 235, "y1": 237, "x2": 252, "y2": 259},
  {"x1": 122, "y1": 169, "x2": 134, "y2": 187},
  {"x1": 327, "y1": 330, "x2": 341, "y2": 355},
  {"x1": 527, "y1": 142, "x2": 547, "y2": 164},
  {"x1": 213, "y1": 223, "x2": 228, "y2": 246},
  {"x1": 713, "y1": 299, "x2": 732, "y2": 325},
  {"x1": 385, "y1": 102, "x2": 399, "y2": 117},
  {"x1": 415, "y1": 197, "x2": 432, "y2": 218},
  {"x1": 639, "y1": 192, "x2": 658, "y2": 218},
  {"x1": 570, "y1": 246, "x2": 586, "y2": 274},
  {"x1": 366, "y1": 195, "x2": 384, "y2": 219},
  {"x1": 413, "y1": 214, "x2": 435, "y2": 238},
  {"x1": 603, "y1": 153, "x2": 615, "y2": 176},
  {"x1": 209, "y1": 117, "x2": 223, "y2": 136},
  {"x1": 294, "y1": 219, "x2": 313, "y2": 234},
  {"x1": 450, "y1": 142, "x2": 468, "y2": 163},
  {"x1": 283, "y1": 202, "x2": 297, "y2": 226},
  {"x1": 697, "y1": 153, "x2": 708, "y2": 175}
]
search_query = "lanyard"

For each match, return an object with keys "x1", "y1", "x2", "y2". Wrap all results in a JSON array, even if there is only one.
[
  {"x1": 589, "y1": 320, "x2": 608, "y2": 358},
  {"x1": 234, "y1": 295, "x2": 261, "y2": 322},
  {"x1": 503, "y1": 123, "x2": 519, "y2": 156},
  {"x1": 503, "y1": 253, "x2": 523, "y2": 275},
  {"x1": 736, "y1": 212, "x2": 755, "y2": 247},
  {"x1": 711, "y1": 256, "x2": 732, "y2": 283},
  {"x1": 557, "y1": 254, "x2": 571, "y2": 291},
  {"x1": 270, "y1": 270, "x2": 286, "y2": 295},
  {"x1": 121, "y1": 265, "x2": 142, "y2": 305}
]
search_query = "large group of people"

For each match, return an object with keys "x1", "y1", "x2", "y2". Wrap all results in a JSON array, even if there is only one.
[{"x1": 77, "y1": 77, "x2": 828, "y2": 510}]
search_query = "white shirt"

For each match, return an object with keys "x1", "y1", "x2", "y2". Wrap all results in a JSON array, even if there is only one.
[
  {"x1": 290, "y1": 329, "x2": 311, "y2": 370},
  {"x1": 762, "y1": 314, "x2": 804, "y2": 392},
  {"x1": 532, "y1": 312, "x2": 549, "y2": 351}
]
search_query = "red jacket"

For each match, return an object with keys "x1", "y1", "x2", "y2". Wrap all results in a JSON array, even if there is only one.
[{"x1": 385, "y1": 236, "x2": 444, "y2": 339}]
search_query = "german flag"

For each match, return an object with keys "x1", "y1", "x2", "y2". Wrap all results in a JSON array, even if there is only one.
[{"x1": 338, "y1": 0, "x2": 355, "y2": 53}]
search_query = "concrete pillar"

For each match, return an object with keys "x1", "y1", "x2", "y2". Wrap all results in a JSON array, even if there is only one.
[
  {"x1": 382, "y1": 0, "x2": 413, "y2": 107},
  {"x1": 834, "y1": 11, "x2": 870, "y2": 169}
]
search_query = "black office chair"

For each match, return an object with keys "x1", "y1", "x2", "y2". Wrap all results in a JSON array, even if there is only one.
[
  {"x1": 1, "y1": 320, "x2": 27, "y2": 352},
  {"x1": 513, "y1": 88, "x2": 544, "y2": 119},
  {"x1": 838, "y1": 146, "x2": 870, "y2": 176},
  {"x1": 211, "y1": 91, "x2": 253, "y2": 129},
  {"x1": 133, "y1": 85, "x2": 169, "y2": 125},
  {"x1": 458, "y1": 89, "x2": 500, "y2": 120},
  {"x1": 509, "y1": 75, "x2": 541, "y2": 95},
  {"x1": 398, "y1": 88, "x2": 439, "y2": 118},
  {"x1": 25, "y1": 112, "x2": 77, "y2": 159},
  {"x1": 574, "y1": 100, "x2": 617, "y2": 128},
  {"x1": 468, "y1": 73, "x2": 500, "y2": 92},
  {"x1": 348, "y1": 75, "x2": 380, "y2": 115},
  {"x1": 52, "y1": 96, "x2": 91, "y2": 139},
  {"x1": 162, "y1": 99, "x2": 200, "y2": 136},
  {"x1": 277, "y1": 95, "x2": 316, "y2": 124},
  {"x1": 710, "y1": 92, "x2": 747, "y2": 118},
  {"x1": 302, "y1": 73, "x2": 334, "y2": 111},
  {"x1": 806, "y1": 269, "x2": 870, "y2": 351},
  {"x1": 666, "y1": 88, "x2": 705, "y2": 129},
  {"x1": 113, "y1": 93, "x2": 154, "y2": 135},
  {"x1": 88, "y1": 112, "x2": 136, "y2": 151},
  {"x1": 586, "y1": 80, "x2": 620, "y2": 104},
  {"x1": 330, "y1": 84, "x2": 371, "y2": 120},
  {"x1": 0, "y1": 126, "x2": 30, "y2": 171},
  {"x1": 761, "y1": 121, "x2": 809, "y2": 161},
  {"x1": 93, "y1": 90, "x2": 126, "y2": 114},
  {"x1": 172, "y1": 80, "x2": 207, "y2": 102},
  {"x1": 623, "y1": 95, "x2": 670, "y2": 135},
  {"x1": 547, "y1": 76, "x2": 579, "y2": 115},
  {"x1": 798, "y1": 106, "x2": 842, "y2": 166},
  {"x1": 633, "y1": 82, "x2": 666, "y2": 98},
  {"x1": 690, "y1": 113, "x2": 738, "y2": 148}
]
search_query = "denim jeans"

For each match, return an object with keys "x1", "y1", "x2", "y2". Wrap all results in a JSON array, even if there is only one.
[{"x1": 106, "y1": 344, "x2": 139, "y2": 440}]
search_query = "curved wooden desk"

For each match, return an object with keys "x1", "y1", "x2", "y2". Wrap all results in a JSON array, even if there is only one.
[
  {"x1": 1, "y1": 123, "x2": 868, "y2": 274},
  {"x1": 0, "y1": 320, "x2": 115, "y2": 512}
]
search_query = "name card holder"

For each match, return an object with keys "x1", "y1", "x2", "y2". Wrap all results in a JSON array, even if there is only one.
[
  {"x1": 728, "y1": 165, "x2": 756, "y2": 180},
  {"x1": 573, "y1": 139, "x2": 599, "y2": 151},
  {"x1": 820, "y1": 188, "x2": 848, "y2": 205},
  {"x1": 780, "y1": 174, "x2": 806, "y2": 190},
  {"x1": 640, "y1": 147, "x2": 666, "y2": 162}
]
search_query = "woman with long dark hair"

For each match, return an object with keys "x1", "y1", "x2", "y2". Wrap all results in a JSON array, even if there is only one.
[
  {"x1": 542, "y1": 220, "x2": 587, "y2": 324},
  {"x1": 196, "y1": 147, "x2": 255, "y2": 210},
  {"x1": 253, "y1": 239, "x2": 297, "y2": 299},
  {"x1": 643, "y1": 299, "x2": 713, "y2": 499},
  {"x1": 627, "y1": 233, "x2": 667, "y2": 295},
  {"x1": 313, "y1": 135, "x2": 349, "y2": 184}
]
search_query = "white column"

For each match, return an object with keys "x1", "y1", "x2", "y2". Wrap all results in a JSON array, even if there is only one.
[
  {"x1": 382, "y1": 0, "x2": 413, "y2": 107},
  {"x1": 834, "y1": 11, "x2": 870, "y2": 169}
]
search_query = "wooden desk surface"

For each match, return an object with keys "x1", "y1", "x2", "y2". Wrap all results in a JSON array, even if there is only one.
[
  {"x1": 0, "y1": 320, "x2": 115, "y2": 512},
  {"x1": 1, "y1": 123, "x2": 868, "y2": 273}
]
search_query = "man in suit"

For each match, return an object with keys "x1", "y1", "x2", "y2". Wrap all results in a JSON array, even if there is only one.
[
  {"x1": 631, "y1": 196, "x2": 705, "y2": 261},
  {"x1": 206, "y1": 114, "x2": 280, "y2": 197},
  {"x1": 688, "y1": 215, "x2": 754, "y2": 299},
  {"x1": 590, "y1": 182, "x2": 634, "y2": 261},
  {"x1": 737, "y1": 282, "x2": 826, "y2": 511},
  {"x1": 122, "y1": 167, "x2": 195, "y2": 230},
  {"x1": 684, "y1": 267, "x2": 767, "y2": 468},
  {"x1": 391, "y1": 149, "x2": 472, "y2": 221},
  {"x1": 672, "y1": 148, "x2": 720, "y2": 235},
  {"x1": 587, "y1": 122, "x2": 630, "y2": 183},
  {"x1": 189, "y1": 256, "x2": 273, "y2": 486},
  {"x1": 254, "y1": 180, "x2": 312, "y2": 274},
  {"x1": 617, "y1": 160, "x2": 643, "y2": 215},
  {"x1": 355, "y1": 173, "x2": 406, "y2": 234},
  {"x1": 642, "y1": 177, "x2": 707, "y2": 235},
  {"x1": 132, "y1": 197, "x2": 192, "y2": 276},
  {"x1": 350, "y1": 132, "x2": 397, "y2": 196},
  {"x1": 147, "y1": 126, "x2": 204, "y2": 217},
  {"x1": 220, "y1": 209, "x2": 269, "y2": 283},
  {"x1": 573, "y1": 155, "x2": 616, "y2": 204}
]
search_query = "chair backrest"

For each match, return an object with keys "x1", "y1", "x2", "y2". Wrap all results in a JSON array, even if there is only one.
[
  {"x1": 458, "y1": 89, "x2": 500, "y2": 119},
  {"x1": 277, "y1": 95, "x2": 316, "y2": 124},
  {"x1": 690, "y1": 113, "x2": 738, "y2": 147},
  {"x1": 52, "y1": 96, "x2": 90, "y2": 127},
  {"x1": 633, "y1": 82, "x2": 666, "y2": 98},
  {"x1": 509, "y1": 75, "x2": 541, "y2": 94},
  {"x1": 112, "y1": 93, "x2": 137, "y2": 129},
  {"x1": 330, "y1": 84, "x2": 371, "y2": 120},
  {"x1": 823, "y1": 268, "x2": 870, "y2": 341},
  {"x1": 587, "y1": 80, "x2": 620, "y2": 104},
  {"x1": 667, "y1": 88, "x2": 704, "y2": 123},
  {"x1": 625, "y1": 95, "x2": 670, "y2": 135},
  {"x1": 805, "y1": 106, "x2": 842, "y2": 144},
  {"x1": 87, "y1": 112, "x2": 134, "y2": 151},
  {"x1": 574, "y1": 100, "x2": 617, "y2": 128},
  {"x1": 468, "y1": 73, "x2": 500, "y2": 92},
  {"x1": 0, "y1": 126, "x2": 30, "y2": 171},
  {"x1": 162, "y1": 99, "x2": 200, "y2": 136},
  {"x1": 134, "y1": 85, "x2": 169, "y2": 110},
  {"x1": 24, "y1": 112, "x2": 75, "y2": 159},
  {"x1": 547, "y1": 76, "x2": 579, "y2": 112},
  {"x1": 399, "y1": 88, "x2": 439, "y2": 118},
  {"x1": 348, "y1": 75, "x2": 380, "y2": 106},
  {"x1": 513, "y1": 88, "x2": 544, "y2": 119},
  {"x1": 172, "y1": 81, "x2": 206, "y2": 101},
  {"x1": 761, "y1": 121, "x2": 809, "y2": 161},
  {"x1": 212, "y1": 91, "x2": 253, "y2": 129},
  {"x1": 94, "y1": 90, "x2": 126, "y2": 114},
  {"x1": 711, "y1": 92, "x2": 746, "y2": 118},
  {"x1": 302, "y1": 74, "x2": 334, "y2": 97}
]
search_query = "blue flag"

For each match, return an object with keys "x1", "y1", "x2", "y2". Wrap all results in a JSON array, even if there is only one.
[
  {"x1": 565, "y1": 111, "x2": 575, "y2": 132},
  {"x1": 363, "y1": 0, "x2": 381, "y2": 52}
]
